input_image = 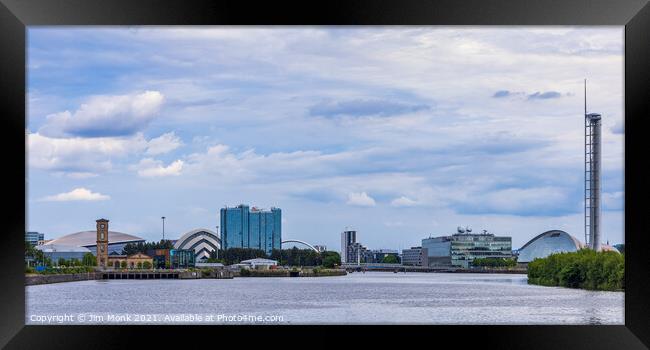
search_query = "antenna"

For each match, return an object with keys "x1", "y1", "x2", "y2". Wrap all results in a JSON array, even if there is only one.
[{"x1": 584, "y1": 79, "x2": 587, "y2": 116}]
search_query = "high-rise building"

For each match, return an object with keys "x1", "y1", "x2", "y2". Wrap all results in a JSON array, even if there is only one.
[
  {"x1": 340, "y1": 230, "x2": 356, "y2": 263},
  {"x1": 25, "y1": 231, "x2": 45, "y2": 246},
  {"x1": 220, "y1": 204, "x2": 281, "y2": 255},
  {"x1": 314, "y1": 245, "x2": 327, "y2": 253}
]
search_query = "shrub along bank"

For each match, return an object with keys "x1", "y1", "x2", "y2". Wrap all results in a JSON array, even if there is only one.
[{"x1": 527, "y1": 249, "x2": 624, "y2": 291}]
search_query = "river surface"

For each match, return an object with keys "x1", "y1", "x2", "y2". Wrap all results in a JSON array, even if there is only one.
[{"x1": 26, "y1": 272, "x2": 623, "y2": 325}]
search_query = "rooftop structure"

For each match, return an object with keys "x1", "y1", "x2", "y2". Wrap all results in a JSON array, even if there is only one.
[{"x1": 44, "y1": 230, "x2": 145, "y2": 248}]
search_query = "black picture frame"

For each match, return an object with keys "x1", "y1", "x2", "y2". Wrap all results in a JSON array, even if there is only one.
[{"x1": 1, "y1": 0, "x2": 648, "y2": 348}]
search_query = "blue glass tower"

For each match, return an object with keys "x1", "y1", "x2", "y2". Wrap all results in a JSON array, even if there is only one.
[{"x1": 220, "y1": 204, "x2": 281, "y2": 255}]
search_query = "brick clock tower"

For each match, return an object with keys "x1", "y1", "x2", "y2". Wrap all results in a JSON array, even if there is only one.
[{"x1": 96, "y1": 218, "x2": 109, "y2": 268}]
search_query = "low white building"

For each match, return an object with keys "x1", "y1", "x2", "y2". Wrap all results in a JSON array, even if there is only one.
[{"x1": 239, "y1": 258, "x2": 278, "y2": 269}]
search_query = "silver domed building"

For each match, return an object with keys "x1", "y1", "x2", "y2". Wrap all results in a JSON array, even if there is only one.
[
  {"x1": 43, "y1": 230, "x2": 146, "y2": 256},
  {"x1": 517, "y1": 230, "x2": 584, "y2": 264},
  {"x1": 517, "y1": 229, "x2": 619, "y2": 264}
]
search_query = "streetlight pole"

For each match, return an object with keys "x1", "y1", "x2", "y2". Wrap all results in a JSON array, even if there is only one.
[{"x1": 161, "y1": 216, "x2": 166, "y2": 241}]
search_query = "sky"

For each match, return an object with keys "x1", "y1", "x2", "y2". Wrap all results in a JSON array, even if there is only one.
[{"x1": 26, "y1": 26, "x2": 625, "y2": 251}]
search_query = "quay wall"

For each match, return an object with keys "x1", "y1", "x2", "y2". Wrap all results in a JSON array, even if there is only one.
[{"x1": 26, "y1": 272, "x2": 99, "y2": 286}]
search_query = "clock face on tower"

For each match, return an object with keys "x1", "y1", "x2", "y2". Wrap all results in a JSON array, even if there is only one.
[{"x1": 100, "y1": 224, "x2": 105, "y2": 229}]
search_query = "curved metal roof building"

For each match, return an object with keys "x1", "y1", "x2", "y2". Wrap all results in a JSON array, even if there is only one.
[
  {"x1": 517, "y1": 230, "x2": 584, "y2": 263},
  {"x1": 44, "y1": 230, "x2": 145, "y2": 247},
  {"x1": 173, "y1": 228, "x2": 221, "y2": 260}
]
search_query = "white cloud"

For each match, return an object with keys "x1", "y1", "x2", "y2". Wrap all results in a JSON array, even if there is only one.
[
  {"x1": 135, "y1": 158, "x2": 184, "y2": 177},
  {"x1": 391, "y1": 196, "x2": 418, "y2": 207},
  {"x1": 40, "y1": 188, "x2": 110, "y2": 202},
  {"x1": 346, "y1": 192, "x2": 376, "y2": 207},
  {"x1": 38, "y1": 91, "x2": 164, "y2": 137},
  {"x1": 27, "y1": 131, "x2": 148, "y2": 174},
  {"x1": 146, "y1": 132, "x2": 183, "y2": 155},
  {"x1": 603, "y1": 191, "x2": 624, "y2": 210}
]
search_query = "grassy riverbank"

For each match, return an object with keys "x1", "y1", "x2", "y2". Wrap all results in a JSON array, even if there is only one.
[{"x1": 527, "y1": 249, "x2": 624, "y2": 291}]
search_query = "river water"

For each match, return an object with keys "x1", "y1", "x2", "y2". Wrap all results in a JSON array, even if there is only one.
[{"x1": 25, "y1": 272, "x2": 623, "y2": 325}]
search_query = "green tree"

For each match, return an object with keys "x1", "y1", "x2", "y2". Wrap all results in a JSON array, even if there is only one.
[
  {"x1": 137, "y1": 261, "x2": 143, "y2": 269},
  {"x1": 382, "y1": 255, "x2": 399, "y2": 264},
  {"x1": 25, "y1": 243, "x2": 49, "y2": 267},
  {"x1": 143, "y1": 261, "x2": 152, "y2": 269},
  {"x1": 322, "y1": 251, "x2": 341, "y2": 268},
  {"x1": 528, "y1": 249, "x2": 624, "y2": 291},
  {"x1": 82, "y1": 253, "x2": 97, "y2": 266},
  {"x1": 120, "y1": 260, "x2": 127, "y2": 269}
]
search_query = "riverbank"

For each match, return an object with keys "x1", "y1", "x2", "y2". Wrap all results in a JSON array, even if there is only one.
[
  {"x1": 25, "y1": 268, "x2": 346, "y2": 285},
  {"x1": 26, "y1": 272, "x2": 99, "y2": 286}
]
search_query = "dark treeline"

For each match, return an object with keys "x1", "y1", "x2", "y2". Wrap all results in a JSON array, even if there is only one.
[
  {"x1": 527, "y1": 249, "x2": 624, "y2": 291},
  {"x1": 206, "y1": 247, "x2": 341, "y2": 267},
  {"x1": 472, "y1": 257, "x2": 517, "y2": 268},
  {"x1": 122, "y1": 240, "x2": 174, "y2": 255}
]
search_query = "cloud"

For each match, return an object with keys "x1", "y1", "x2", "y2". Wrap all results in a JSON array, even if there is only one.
[
  {"x1": 40, "y1": 188, "x2": 110, "y2": 202},
  {"x1": 493, "y1": 90, "x2": 512, "y2": 98},
  {"x1": 146, "y1": 132, "x2": 183, "y2": 155},
  {"x1": 38, "y1": 91, "x2": 164, "y2": 137},
  {"x1": 527, "y1": 91, "x2": 563, "y2": 100},
  {"x1": 309, "y1": 99, "x2": 430, "y2": 118},
  {"x1": 451, "y1": 186, "x2": 575, "y2": 216},
  {"x1": 492, "y1": 90, "x2": 526, "y2": 98},
  {"x1": 391, "y1": 196, "x2": 418, "y2": 207},
  {"x1": 28, "y1": 131, "x2": 148, "y2": 174},
  {"x1": 346, "y1": 192, "x2": 376, "y2": 207},
  {"x1": 135, "y1": 158, "x2": 184, "y2": 177},
  {"x1": 610, "y1": 120, "x2": 624, "y2": 134},
  {"x1": 602, "y1": 191, "x2": 623, "y2": 211}
]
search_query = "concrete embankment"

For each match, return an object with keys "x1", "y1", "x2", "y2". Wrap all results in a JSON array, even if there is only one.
[
  {"x1": 26, "y1": 272, "x2": 100, "y2": 286},
  {"x1": 26, "y1": 269, "x2": 236, "y2": 285},
  {"x1": 236, "y1": 269, "x2": 348, "y2": 277}
]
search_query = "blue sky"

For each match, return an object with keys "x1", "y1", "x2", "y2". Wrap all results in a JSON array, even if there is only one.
[{"x1": 26, "y1": 27, "x2": 624, "y2": 251}]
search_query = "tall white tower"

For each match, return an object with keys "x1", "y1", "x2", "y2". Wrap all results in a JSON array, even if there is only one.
[{"x1": 584, "y1": 80, "x2": 602, "y2": 251}]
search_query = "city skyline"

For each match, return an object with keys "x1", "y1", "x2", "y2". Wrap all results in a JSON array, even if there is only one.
[{"x1": 26, "y1": 27, "x2": 624, "y2": 250}]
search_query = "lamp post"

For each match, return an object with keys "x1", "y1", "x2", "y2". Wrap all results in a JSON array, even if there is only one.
[{"x1": 161, "y1": 216, "x2": 166, "y2": 241}]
